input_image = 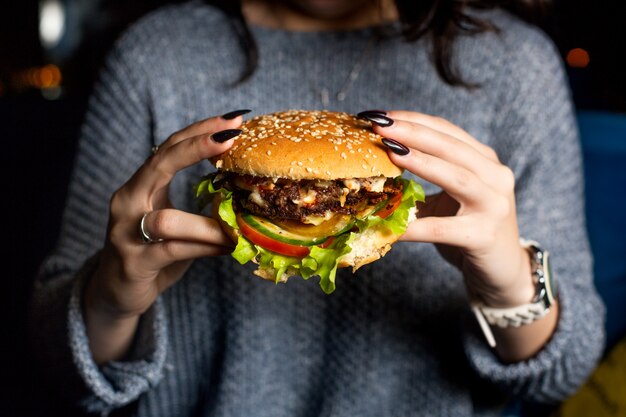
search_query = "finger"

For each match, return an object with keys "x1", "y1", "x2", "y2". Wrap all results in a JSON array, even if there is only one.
[
  {"x1": 157, "y1": 109, "x2": 249, "y2": 153},
  {"x1": 385, "y1": 110, "x2": 500, "y2": 162},
  {"x1": 137, "y1": 128, "x2": 241, "y2": 192},
  {"x1": 371, "y1": 118, "x2": 498, "y2": 179},
  {"x1": 146, "y1": 240, "x2": 232, "y2": 271},
  {"x1": 140, "y1": 209, "x2": 234, "y2": 247},
  {"x1": 400, "y1": 215, "x2": 478, "y2": 247},
  {"x1": 386, "y1": 145, "x2": 495, "y2": 207}
]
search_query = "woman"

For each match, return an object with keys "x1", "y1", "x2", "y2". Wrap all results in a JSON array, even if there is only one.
[{"x1": 30, "y1": 0, "x2": 605, "y2": 415}]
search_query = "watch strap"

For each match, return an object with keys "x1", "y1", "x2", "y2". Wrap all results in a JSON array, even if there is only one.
[
  {"x1": 472, "y1": 302, "x2": 550, "y2": 348},
  {"x1": 478, "y1": 302, "x2": 549, "y2": 328},
  {"x1": 471, "y1": 238, "x2": 553, "y2": 348}
]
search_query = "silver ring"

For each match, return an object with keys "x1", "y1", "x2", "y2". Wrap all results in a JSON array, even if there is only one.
[
  {"x1": 140, "y1": 212, "x2": 164, "y2": 244},
  {"x1": 151, "y1": 145, "x2": 159, "y2": 155}
]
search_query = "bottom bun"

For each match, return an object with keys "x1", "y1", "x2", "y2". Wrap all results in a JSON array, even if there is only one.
[
  {"x1": 336, "y1": 224, "x2": 398, "y2": 270},
  {"x1": 212, "y1": 194, "x2": 413, "y2": 283}
]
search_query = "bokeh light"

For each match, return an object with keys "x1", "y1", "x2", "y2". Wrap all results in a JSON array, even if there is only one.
[
  {"x1": 566, "y1": 48, "x2": 591, "y2": 68},
  {"x1": 39, "y1": 0, "x2": 66, "y2": 49}
]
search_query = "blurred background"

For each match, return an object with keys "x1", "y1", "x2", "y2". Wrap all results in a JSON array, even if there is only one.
[{"x1": 1, "y1": 1, "x2": 625, "y2": 416}]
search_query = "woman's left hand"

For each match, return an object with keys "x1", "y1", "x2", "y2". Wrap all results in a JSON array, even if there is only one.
[{"x1": 362, "y1": 110, "x2": 534, "y2": 308}]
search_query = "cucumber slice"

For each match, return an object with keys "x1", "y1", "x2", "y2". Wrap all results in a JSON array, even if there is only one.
[
  {"x1": 273, "y1": 215, "x2": 355, "y2": 238},
  {"x1": 240, "y1": 213, "x2": 353, "y2": 246}
]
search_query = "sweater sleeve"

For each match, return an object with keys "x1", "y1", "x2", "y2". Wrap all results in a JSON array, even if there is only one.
[
  {"x1": 28, "y1": 26, "x2": 169, "y2": 415},
  {"x1": 462, "y1": 26, "x2": 606, "y2": 404}
]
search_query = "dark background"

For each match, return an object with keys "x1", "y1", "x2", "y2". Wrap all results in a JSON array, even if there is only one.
[{"x1": 1, "y1": 1, "x2": 625, "y2": 416}]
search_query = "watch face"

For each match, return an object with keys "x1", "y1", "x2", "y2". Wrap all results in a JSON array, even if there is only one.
[{"x1": 544, "y1": 251, "x2": 556, "y2": 305}]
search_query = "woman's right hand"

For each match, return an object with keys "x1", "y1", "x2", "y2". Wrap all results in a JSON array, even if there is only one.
[{"x1": 84, "y1": 113, "x2": 244, "y2": 363}]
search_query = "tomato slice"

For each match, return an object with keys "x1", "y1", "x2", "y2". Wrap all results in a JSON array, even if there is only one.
[
  {"x1": 374, "y1": 192, "x2": 402, "y2": 219},
  {"x1": 317, "y1": 236, "x2": 335, "y2": 249},
  {"x1": 237, "y1": 214, "x2": 311, "y2": 257}
]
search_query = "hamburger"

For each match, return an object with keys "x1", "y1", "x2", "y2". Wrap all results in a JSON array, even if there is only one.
[{"x1": 194, "y1": 110, "x2": 424, "y2": 293}]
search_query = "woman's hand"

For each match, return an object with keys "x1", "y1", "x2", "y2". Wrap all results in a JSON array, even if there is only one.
[
  {"x1": 360, "y1": 110, "x2": 534, "y2": 308},
  {"x1": 361, "y1": 110, "x2": 559, "y2": 360},
  {"x1": 361, "y1": 111, "x2": 558, "y2": 362},
  {"x1": 84, "y1": 112, "x2": 245, "y2": 363}
]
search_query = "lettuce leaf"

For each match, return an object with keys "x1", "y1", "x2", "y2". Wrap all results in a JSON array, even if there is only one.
[
  {"x1": 303, "y1": 233, "x2": 355, "y2": 293},
  {"x1": 194, "y1": 175, "x2": 237, "y2": 229},
  {"x1": 355, "y1": 178, "x2": 425, "y2": 235},
  {"x1": 232, "y1": 235, "x2": 257, "y2": 264},
  {"x1": 194, "y1": 174, "x2": 424, "y2": 294}
]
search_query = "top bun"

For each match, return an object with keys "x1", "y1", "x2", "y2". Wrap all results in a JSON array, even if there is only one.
[{"x1": 211, "y1": 110, "x2": 403, "y2": 180}]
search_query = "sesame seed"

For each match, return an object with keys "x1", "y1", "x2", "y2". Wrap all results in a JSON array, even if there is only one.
[
  {"x1": 306, "y1": 167, "x2": 313, "y2": 173},
  {"x1": 267, "y1": 150, "x2": 271, "y2": 156}
]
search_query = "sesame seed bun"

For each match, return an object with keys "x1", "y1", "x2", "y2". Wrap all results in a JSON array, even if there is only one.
[{"x1": 211, "y1": 110, "x2": 402, "y2": 179}]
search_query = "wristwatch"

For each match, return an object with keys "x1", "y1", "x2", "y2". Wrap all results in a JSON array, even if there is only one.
[{"x1": 471, "y1": 239, "x2": 557, "y2": 348}]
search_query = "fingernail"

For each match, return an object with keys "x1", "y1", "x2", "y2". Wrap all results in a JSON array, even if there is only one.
[
  {"x1": 382, "y1": 138, "x2": 409, "y2": 156},
  {"x1": 358, "y1": 109, "x2": 387, "y2": 116},
  {"x1": 357, "y1": 112, "x2": 394, "y2": 127},
  {"x1": 212, "y1": 129, "x2": 242, "y2": 143},
  {"x1": 221, "y1": 109, "x2": 251, "y2": 120}
]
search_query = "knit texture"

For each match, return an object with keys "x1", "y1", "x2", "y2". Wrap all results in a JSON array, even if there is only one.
[{"x1": 30, "y1": 2, "x2": 605, "y2": 416}]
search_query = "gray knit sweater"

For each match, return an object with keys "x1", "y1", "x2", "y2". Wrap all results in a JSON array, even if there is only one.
[{"x1": 30, "y1": 2, "x2": 605, "y2": 416}]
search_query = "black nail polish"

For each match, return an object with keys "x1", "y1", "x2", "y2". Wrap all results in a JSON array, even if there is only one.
[
  {"x1": 382, "y1": 138, "x2": 410, "y2": 156},
  {"x1": 221, "y1": 109, "x2": 251, "y2": 120},
  {"x1": 358, "y1": 109, "x2": 387, "y2": 116},
  {"x1": 212, "y1": 129, "x2": 242, "y2": 143},
  {"x1": 357, "y1": 112, "x2": 394, "y2": 127}
]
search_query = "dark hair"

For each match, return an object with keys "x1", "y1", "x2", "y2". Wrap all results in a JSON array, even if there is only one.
[{"x1": 209, "y1": 0, "x2": 550, "y2": 87}]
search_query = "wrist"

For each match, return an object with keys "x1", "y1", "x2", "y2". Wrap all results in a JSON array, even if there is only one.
[
  {"x1": 83, "y1": 272, "x2": 141, "y2": 364},
  {"x1": 467, "y1": 245, "x2": 535, "y2": 308},
  {"x1": 84, "y1": 269, "x2": 143, "y2": 321},
  {"x1": 471, "y1": 239, "x2": 558, "y2": 349}
]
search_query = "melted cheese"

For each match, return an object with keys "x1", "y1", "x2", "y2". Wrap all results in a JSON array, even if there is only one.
[
  {"x1": 248, "y1": 188, "x2": 267, "y2": 208},
  {"x1": 342, "y1": 178, "x2": 361, "y2": 192},
  {"x1": 292, "y1": 188, "x2": 317, "y2": 206},
  {"x1": 364, "y1": 176, "x2": 386, "y2": 193},
  {"x1": 301, "y1": 211, "x2": 334, "y2": 225},
  {"x1": 339, "y1": 187, "x2": 349, "y2": 207},
  {"x1": 342, "y1": 176, "x2": 387, "y2": 193}
]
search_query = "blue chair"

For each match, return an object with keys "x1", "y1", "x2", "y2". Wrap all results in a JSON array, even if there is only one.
[{"x1": 578, "y1": 110, "x2": 626, "y2": 352}]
